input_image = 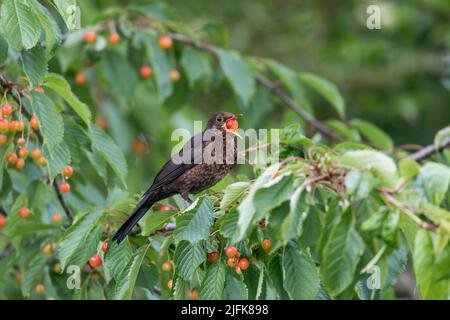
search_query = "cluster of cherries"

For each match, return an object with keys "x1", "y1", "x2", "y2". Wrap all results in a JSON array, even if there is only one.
[
  {"x1": 0, "y1": 103, "x2": 46, "y2": 170},
  {"x1": 75, "y1": 32, "x2": 180, "y2": 88}
]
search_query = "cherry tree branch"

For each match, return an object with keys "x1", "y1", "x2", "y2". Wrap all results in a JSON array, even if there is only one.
[
  {"x1": 0, "y1": 73, "x2": 74, "y2": 223},
  {"x1": 407, "y1": 137, "x2": 450, "y2": 161}
]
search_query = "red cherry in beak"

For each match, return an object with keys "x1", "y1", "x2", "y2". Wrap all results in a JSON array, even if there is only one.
[{"x1": 225, "y1": 118, "x2": 238, "y2": 131}]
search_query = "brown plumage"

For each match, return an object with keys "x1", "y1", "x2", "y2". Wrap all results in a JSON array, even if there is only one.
[{"x1": 112, "y1": 112, "x2": 240, "y2": 243}]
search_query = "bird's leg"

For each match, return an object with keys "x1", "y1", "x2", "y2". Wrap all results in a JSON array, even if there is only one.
[{"x1": 181, "y1": 192, "x2": 193, "y2": 208}]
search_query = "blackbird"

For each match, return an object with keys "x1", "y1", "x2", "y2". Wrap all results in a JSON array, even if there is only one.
[{"x1": 112, "y1": 112, "x2": 241, "y2": 243}]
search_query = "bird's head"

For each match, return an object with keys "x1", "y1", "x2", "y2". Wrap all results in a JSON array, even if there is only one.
[{"x1": 206, "y1": 112, "x2": 242, "y2": 136}]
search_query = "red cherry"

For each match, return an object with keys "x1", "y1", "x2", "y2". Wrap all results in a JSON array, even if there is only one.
[
  {"x1": 235, "y1": 266, "x2": 242, "y2": 274},
  {"x1": 18, "y1": 207, "x2": 30, "y2": 219},
  {"x1": 59, "y1": 182, "x2": 71, "y2": 193},
  {"x1": 169, "y1": 70, "x2": 180, "y2": 82},
  {"x1": 159, "y1": 204, "x2": 172, "y2": 212},
  {"x1": 63, "y1": 166, "x2": 74, "y2": 178},
  {"x1": 8, "y1": 120, "x2": 18, "y2": 132},
  {"x1": 15, "y1": 158, "x2": 25, "y2": 170},
  {"x1": 0, "y1": 118, "x2": 8, "y2": 131},
  {"x1": 75, "y1": 72, "x2": 86, "y2": 85},
  {"x1": 261, "y1": 239, "x2": 272, "y2": 252},
  {"x1": 225, "y1": 246, "x2": 237, "y2": 258},
  {"x1": 190, "y1": 289, "x2": 198, "y2": 300},
  {"x1": 207, "y1": 251, "x2": 219, "y2": 263},
  {"x1": 225, "y1": 118, "x2": 238, "y2": 131},
  {"x1": 101, "y1": 242, "x2": 108, "y2": 253},
  {"x1": 140, "y1": 65, "x2": 153, "y2": 78},
  {"x1": 162, "y1": 261, "x2": 173, "y2": 272},
  {"x1": 89, "y1": 255, "x2": 102, "y2": 268},
  {"x1": 38, "y1": 157, "x2": 47, "y2": 167},
  {"x1": 0, "y1": 134, "x2": 7, "y2": 145},
  {"x1": 31, "y1": 148, "x2": 42, "y2": 159},
  {"x1": 0, "y1": 215, "x2": 6, "y2": 228},
  {"x1": 17, "y1": 137, "x2": 26, "y2": 145},
  {"x1": 159, "y1": 36, "x2": 173, "y2": 49},
  {"x1": 227, "y1": 257, "x2": 237, "y2": 268},
  {"x1": 35, "y1": 284, "x2": 45, "y2": 294},
  {"x1": 17, "y1": 120, "x2": 25, "y2": 131},
  {"x1": 18, "y1": 147, "x2": 29, "y2": 158},
  {"x1": 52, "y1": 213, "x2": 62, "y2": 223},
  {"x1": 7, "y1": 152, "x2": 18, "y2": 165},
  {"x1": 108, "y1": 33, "x2": 120, "y2": 45},
  {"x1": 1, "y1": 104, "x2": 12, "y2": 116},
  {"x1": 30, "y1": 115, "x2": 39, "y2": 129},
  {"x1": 84, "y1": 31, "x2": 96, "y2": 43},
  {"x1": 238, "y1": 258, "x2": 250, "y2": 270}
]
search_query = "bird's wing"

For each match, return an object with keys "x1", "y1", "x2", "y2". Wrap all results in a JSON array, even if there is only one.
[{"x1": 146, "y1": 133, "x2": 207, "y2": 192}]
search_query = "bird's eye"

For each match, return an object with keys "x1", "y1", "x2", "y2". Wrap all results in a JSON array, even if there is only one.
[{"x1": 216, "y1": 116, "x2": 223, "y2": 123}]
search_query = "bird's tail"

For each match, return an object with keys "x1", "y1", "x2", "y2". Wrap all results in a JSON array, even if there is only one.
[{"x1": 112, "y1": 191, "x2": 158, "y2": 244}]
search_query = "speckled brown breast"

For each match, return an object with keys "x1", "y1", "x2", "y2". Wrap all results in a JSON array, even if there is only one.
[{"x1": 167, "y1": 132, "x2": 237, "y2": 194}]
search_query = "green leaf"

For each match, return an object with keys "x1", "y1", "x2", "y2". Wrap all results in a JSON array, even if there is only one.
[
  {"x1": 21, "y1": 44, "x2": 47, "y2": 85},
  {"x1": 265, "y1": 59, "x2": 311, "y2": 114},
  {"x1": 237, "y1": 163, "x2": 280, "y2": 241},
  {"x1": 89, "y1": 126, "x2": 128, "y2": 186},
  {"x1": 199, "y1": 262, "x2": 226, "y2": 300},
  {"x1": 223, "y1": 272, "x2": 248, "y2": 299},
  {"x1": 3, "y1": 193, "x2": 28, "y2": 237},
  {"x1": 44, "y1": 73, "x2": 92, "y2": 124},
  {"x1": 0, "y1": 35, "x2": 8, "y2": 64},
  {"x1": 339, "y1": 150, "x2": 398, "y2": 188},
  {"x1": 0, "y1": 0, "x2": 41, "y2": 50},
  {"x1": 53, "y1": 0, "x2": 77, "y2": 30},
  {"x1": 253, "y1": 175, "x2": 294, "y2": 220},
  {"x1": 282, "y1": 242, "x2": 320, "y2": 300},
  {"x1": 434, "y1": 126, "x2": 450, "y2": 150},
  {"x1": 419, "y1": 162, "x2": 450, "y2": 205},
  {"x1": 114, "y1": 244, "x2": 151, "y2": 300},
  {"x1": 413, "y1": 230, "x2": 450, "y2": 299},
  {"x1": 104, "y1": 239, "x2": 133, "y2": 281},
  {"x1": 174, "y1": 241, "x2": 205, "y2": 281},
  {"x1": 140, "y1": 209, "x2": 176, "y2": 236},
  {"x1": 29, "y1": 1, "x2": 62, "y2": 54},
  {"x1": 21, "y1": 254, "x2": 47, "y2": 297},
  {"x1": 173, "y1": 198, "x2": 214, "y2": 244},
  {"x1": 399, "y1": 159, "x2": 420, "y2": 179},
  {"x1": 268, "y1": 255, "x2": 290, "y2": 299},
  {"x1": 181, "y1": 47, "x2": 212, "y2": 87},
  {"x1": 172, "y1": 277, "x2": 186, "y2": 300},
  {"x1": 321, "y1": 209, "x2": 365, "y2": 296},
  {"x1": 215, "y1": 48, "x2": 255, "y2": 106},
  {"x1": 220, "y1": 181, "x2": 250, "y2": 210},
  {"x1": 146, "y1": 35, "x2": 172, "y2": 102},
  {"x1": 219, "y1": 210, "x2": 239, "y2": 240},
  {"x1": 282, "y1": 185, "x2": 308, "y2": 245},
  {"x1": 351, "y1": 119, "x2": 393, "y2": 151},
  {"x1": 42, "y1": 141, "x2": 71, "y2": 181},
  {"x1": 344, "y1": 171, "x2": 379, "y2": 200},
  {"x1": 326, "y1": 119, "x2": 361, "y2": 141},
  {"x1": 31, "y1": 91, "x2": 64, "y2": 152},
  {"x1": 57, "y1": 208, "x2": 104, "y2": 270},
  {"x1": 102, "y1": 51, "x2": 139, "y2": 100},
  {"x1": 299, "y1": 72, "x2": 345, "y2": 118}
]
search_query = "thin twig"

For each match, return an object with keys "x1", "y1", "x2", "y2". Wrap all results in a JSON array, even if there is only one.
[{"x1": 408, "y1": 137, "x2": 450, "y2": 161}]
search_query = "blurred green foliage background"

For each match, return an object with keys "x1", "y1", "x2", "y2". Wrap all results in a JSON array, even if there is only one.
[{"x1": 73, "y1": 0, "x2": 450, "y2": 194}]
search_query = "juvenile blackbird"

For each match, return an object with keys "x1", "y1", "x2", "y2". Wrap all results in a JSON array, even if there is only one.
[{"x1": 112, "y1": 112, "x2": 241, "y2": 243}]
